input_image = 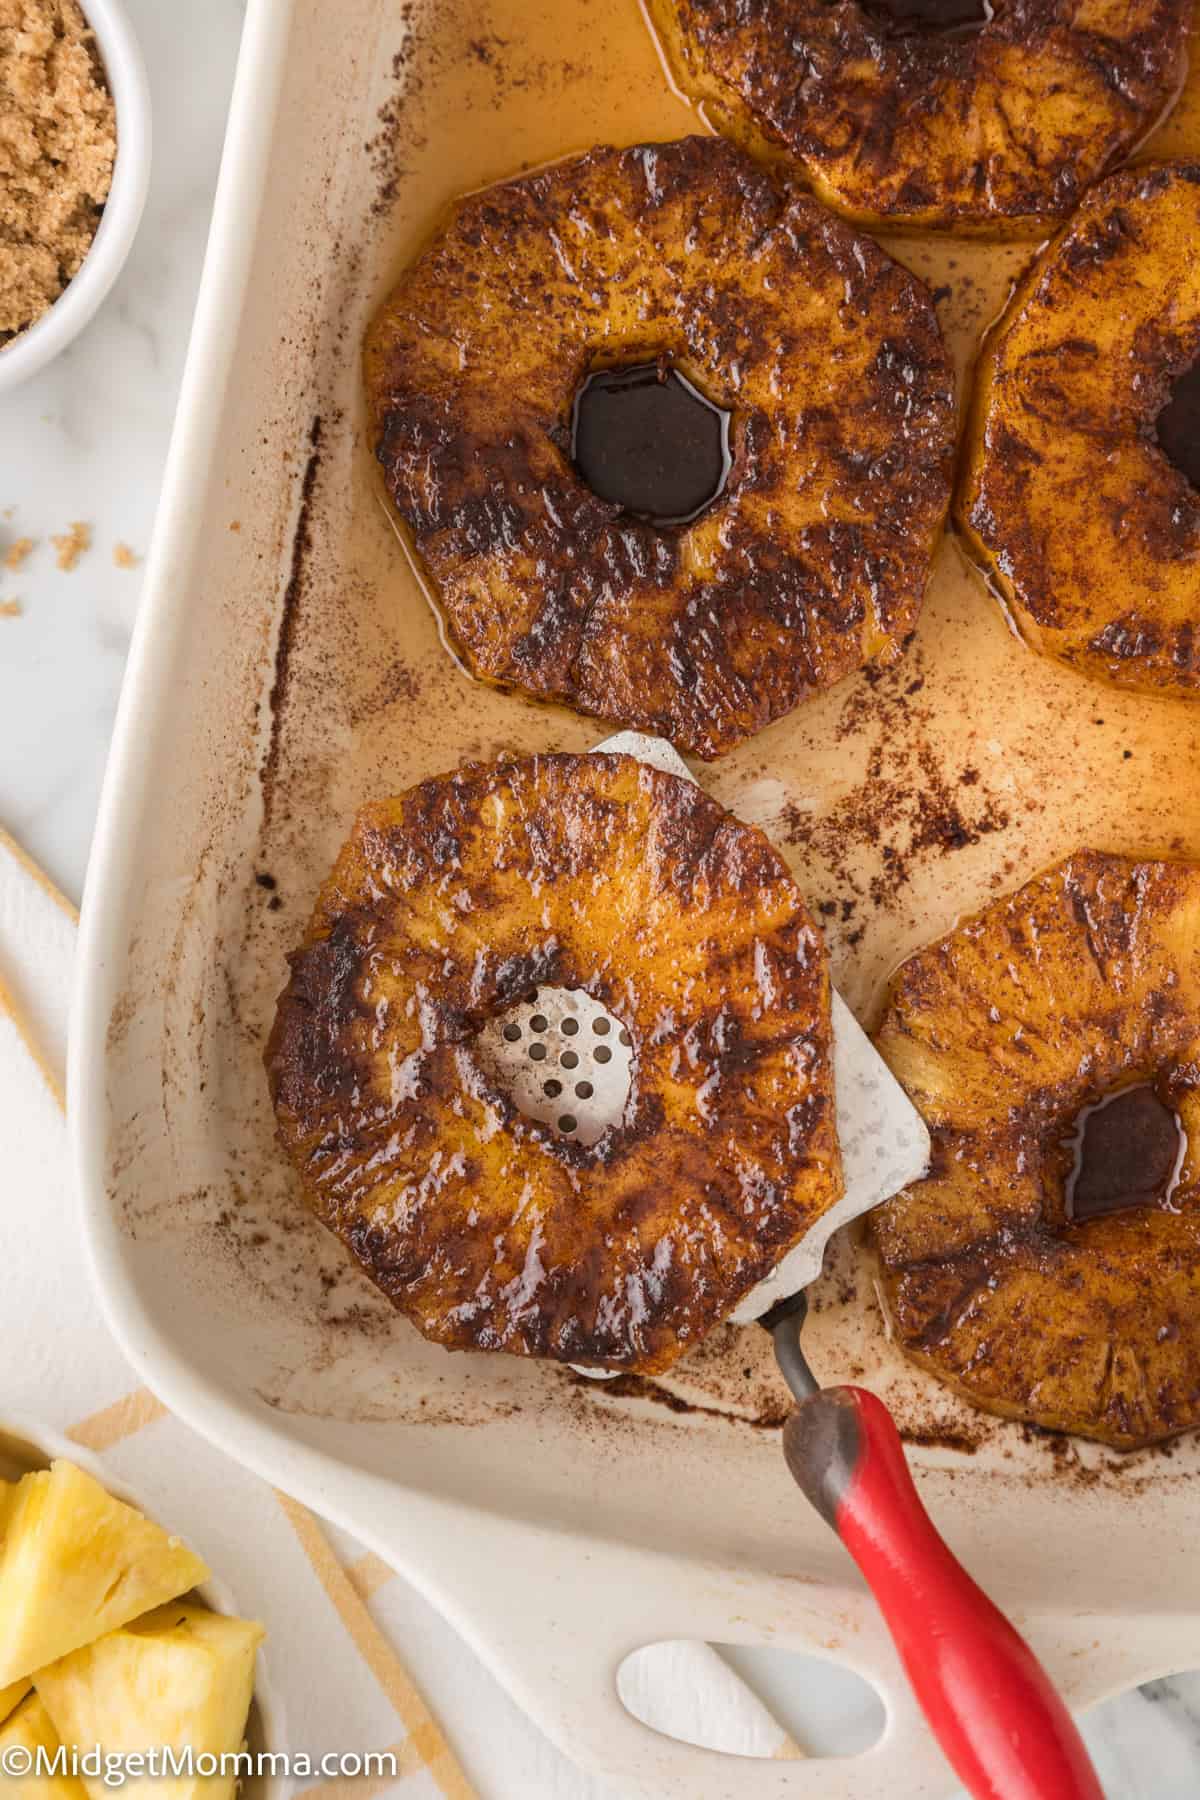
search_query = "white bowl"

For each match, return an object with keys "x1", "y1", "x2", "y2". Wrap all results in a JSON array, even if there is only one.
[
  {"x1": 0, "y1": 0, "x2": 151, "y2": 394},
  {"x1": 0, "y1": 1415, "x2": 284, "y2": 1800}
]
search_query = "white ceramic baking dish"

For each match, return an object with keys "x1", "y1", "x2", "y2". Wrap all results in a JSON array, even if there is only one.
[{"x1": 71, "y1": 1, "x2": 1200, "y2": 1794}]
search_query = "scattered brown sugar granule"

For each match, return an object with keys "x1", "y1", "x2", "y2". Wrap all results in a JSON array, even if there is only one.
[
  {"x1": 778, "y1": 643, "x2": 1013, "y2": 920},
  {"x1": 50, "y1": 519, "x2": 89, "y2": 569},
  {"x1": 0, "y1": 597, "x2": 22, "y2": 617},
  {"x1": 0, "y1": 0, "x2": 116, "y2": 340},
  {"x1": 112, "y1": 540, "x2": 136, "y2": 568},
  {"x1": 3, "y1": 535, "x2": 33, "y2": 569}
]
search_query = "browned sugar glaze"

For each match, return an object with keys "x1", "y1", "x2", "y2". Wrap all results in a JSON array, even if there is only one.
[
  {"x1": 649, "y1": 0, "x2": 1191, "y2": 230},
  {"x1": 364, "y1": 135, "x2": 955, "y2": 759},
  {"x1": 266, "y1": 753, "x2": 842, "y2": 1374},
  {"x1": 872, "y1": 852, "x2": 1200, "y2": 1451}
]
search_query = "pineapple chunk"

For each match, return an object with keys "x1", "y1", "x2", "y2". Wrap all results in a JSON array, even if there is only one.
[
  {"x1": 0, "y1": 1485, "x2": 27, "y2": 1720},
  {"x1": 0, "y1": 1683, "x2": 32, "y2": 1727},
  {"x1": 0, "y1": 1464, "x2": 208, "y2": 1689},
  {"x1": 0, "y1": 1693, "x2": 88, "y2": 1800},
  {"x1": 36, "y1": 1604, "x2": 263, "y2": 1800}
]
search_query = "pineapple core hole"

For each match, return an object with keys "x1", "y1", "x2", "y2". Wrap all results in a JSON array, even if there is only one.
[
  {"x1": 1065, "y1": 1084, "x2": 1186, "y2": 1222},
  {"x1": 476, "y1": 988, "x2": 634, "y2": 1147},
  {"x1": 1157, "y1": 359, "x2": 1200, "y2": 491},
  {"x1": 861, "y1": 0, "x2": 989, "y2": 33},
  {"x1": 571, "y1": 360, "x2": 731, "y2": 525}
]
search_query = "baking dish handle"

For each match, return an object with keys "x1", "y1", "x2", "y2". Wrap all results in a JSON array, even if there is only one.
[
  {"x1": 362, "y1": 1490, "x2": 968, "y2": 1800},
  {"x1": 359, "y1": 1482, "x2": 1200, "y2": 1800}
]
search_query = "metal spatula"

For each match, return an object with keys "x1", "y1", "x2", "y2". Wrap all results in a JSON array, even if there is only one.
[{"x1": 587, "y1": 734, "x2": 1104, "y2": 1798}]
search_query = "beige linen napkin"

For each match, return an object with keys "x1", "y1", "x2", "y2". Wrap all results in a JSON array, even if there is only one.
[{"x1": 0, "y1": 831, "x2": 800, "y2": 1799}]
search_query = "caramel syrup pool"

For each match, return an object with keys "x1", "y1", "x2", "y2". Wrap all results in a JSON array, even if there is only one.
[{"x1": 324, "y1": 0, "x2": 1200, "y2": 1036}]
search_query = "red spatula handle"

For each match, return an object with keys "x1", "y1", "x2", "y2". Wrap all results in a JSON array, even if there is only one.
[{"x1": 783, "y1": 1386, "x2": 1104, "y2": 1800}]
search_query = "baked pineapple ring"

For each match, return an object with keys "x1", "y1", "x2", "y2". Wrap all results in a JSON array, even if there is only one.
[
  {"x1": 651, "y1": 0, "x2": 1190, "y2": 233},
  {"x1": 873, "y1": 851, "x2": 1200, "y2": 1451},
  {"x1": 266, "y1": 753, "x2": 842, "y2": 1374},
  {"x1": 959, "y1": 163, "x2": 1200, "y2": 695},
  {"x1": 365, "y1": 136, "x2": 954, "y2": 759}
]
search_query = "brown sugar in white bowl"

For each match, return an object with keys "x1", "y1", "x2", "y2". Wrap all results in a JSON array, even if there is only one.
[{"x1": 0, "y1": 0, "x2": 151, "y2": 392}]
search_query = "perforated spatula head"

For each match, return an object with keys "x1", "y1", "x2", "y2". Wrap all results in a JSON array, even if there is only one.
[{"x1": 550, "y1": 733, "x2": 931, "y2": 1327}]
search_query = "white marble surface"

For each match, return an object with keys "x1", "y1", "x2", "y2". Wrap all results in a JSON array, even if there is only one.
[{"x1": 1, "y1": 2, "x2": 1198, "y2": 1794}]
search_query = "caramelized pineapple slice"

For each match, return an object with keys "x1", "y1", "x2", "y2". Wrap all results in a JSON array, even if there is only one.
[
  {"x1": 36, "y1": 1606, "x2": 263, "y2": 1800},
  {"x1": 366, "y1": 137, "x2": 953, "y2": 756},
  {"x1": 957, "y1": 164, "x2": 1200, "y2": 694},
  {"x1": 0, "y1": 1464, "x2": 208, "y2": 1689},
  {"x1": 0, "y1": 1693, "x2": 88, "y2": 1800},
  {"x1": 873, "y1": 851, "x2": 1200, "y2": 1448},
  {"x1": 650, "y1": 0, "x2": 1190, "y2": 234},
  {"x1": 268, "y1": 752, "x2": 845, "y2": 1371}
]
